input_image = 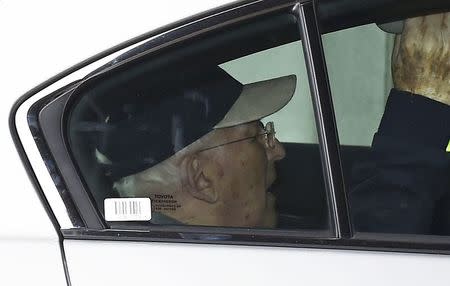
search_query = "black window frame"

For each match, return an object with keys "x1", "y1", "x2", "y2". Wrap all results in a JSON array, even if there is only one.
[{"x1": 10, "y1": 0, "x2": 450, "y2": 254}]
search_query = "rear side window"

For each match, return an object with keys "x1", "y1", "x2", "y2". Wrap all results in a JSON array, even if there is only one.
[
  {"x1": 64, "y1": 13, "x2": 334, "y2": 233},
  {"x1": 322, "y1": 13, "x2": 450, "y2": 236}
]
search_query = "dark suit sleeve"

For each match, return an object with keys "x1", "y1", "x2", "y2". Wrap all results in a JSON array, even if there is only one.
[{"x1": 348, "y1": 89, "x2": 450, "y2": 234}]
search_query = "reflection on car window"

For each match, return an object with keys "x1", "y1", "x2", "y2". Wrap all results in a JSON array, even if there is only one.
[
  {"x1": 67, "y1": 31, "x2": 332, "y2": 232},
  {"x1": 323, "y1": 12, "x2": 450, "y2": 235}
]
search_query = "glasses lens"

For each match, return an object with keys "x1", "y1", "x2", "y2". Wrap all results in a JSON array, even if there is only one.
[{"x1": 265, "y1": 121, "x2": 275, "y2": 148}]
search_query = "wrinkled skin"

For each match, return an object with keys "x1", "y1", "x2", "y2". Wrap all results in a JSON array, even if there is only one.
[
  {"x1": 174, "y1": 121, "x2": 286, "y2": 228},
  {"x1": 392, "y1": 12, "x2": 450, "y2": 105},
  {"x1": 202, "y1": 121, "x2": 285, "y2": 228},
  {"x1": 126, "y1": 120, "x2": 285, "y2": 228}
]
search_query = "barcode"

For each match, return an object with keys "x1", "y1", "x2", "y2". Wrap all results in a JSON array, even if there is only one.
[
  {"x1": 104, "y1": 198, "x2": 152, "y2": 221},
  {"x1": 114, "y1": 200, "x2": 142, "y2": 216}
]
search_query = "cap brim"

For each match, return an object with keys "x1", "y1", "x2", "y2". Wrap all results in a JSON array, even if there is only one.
[{"x1": 213, "y1": 75, "x2": 297, "y2": 129}]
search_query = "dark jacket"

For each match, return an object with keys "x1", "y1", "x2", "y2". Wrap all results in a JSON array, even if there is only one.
[{"x1": 349, "y1": 89, "x2": 450, "y2": 235}]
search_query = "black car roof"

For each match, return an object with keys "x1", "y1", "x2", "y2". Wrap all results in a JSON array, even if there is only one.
[
  {"x1": 87, "y1": 0, "x2": 449, "y2": 79},
  {"x1": 319, "y1": 0, "x2": 450, "y2": 32}
]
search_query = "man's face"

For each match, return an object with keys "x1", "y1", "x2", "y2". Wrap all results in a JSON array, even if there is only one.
[{"x1": 200, "y1": 121, "x2": 286, "y2": 228}]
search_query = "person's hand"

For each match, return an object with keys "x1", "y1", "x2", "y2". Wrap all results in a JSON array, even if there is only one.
[{"x1": 392, "y1": 13, "x2": 450, "y2": 105}]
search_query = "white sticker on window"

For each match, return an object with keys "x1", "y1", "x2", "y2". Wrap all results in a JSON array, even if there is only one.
[{"x1": 104, "y1": 198, "x2": 152, "y2": 221}]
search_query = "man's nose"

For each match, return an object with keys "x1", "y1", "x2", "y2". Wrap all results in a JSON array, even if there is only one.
[{"x1": 267, "y1": 138, "x2": 286, "y2": 162}]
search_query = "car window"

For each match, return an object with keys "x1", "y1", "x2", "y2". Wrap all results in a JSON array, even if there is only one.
[
  {"x1": 322, "y1": 13, "x2": 450, "y2": 236},
  {"x1": 65, "y1": 13, "x2": 333, "y2": 233}
]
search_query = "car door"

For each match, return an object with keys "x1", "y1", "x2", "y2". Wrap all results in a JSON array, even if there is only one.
[{"x1": 11, "y1": 0, "x2": 450, "y2": 286}]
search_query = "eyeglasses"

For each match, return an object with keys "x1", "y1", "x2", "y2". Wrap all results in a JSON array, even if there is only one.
[{"x1": 198, "y1": 121, "x2": 276, "y2": 152}]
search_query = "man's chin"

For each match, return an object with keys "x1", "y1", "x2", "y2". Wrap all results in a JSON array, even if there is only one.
[
  {"x1": 260, "y1": 210, "x2": 277, "y2": 228},
  {"x1": 260, "y1": 193, "x2": 277, "y2": 228}
]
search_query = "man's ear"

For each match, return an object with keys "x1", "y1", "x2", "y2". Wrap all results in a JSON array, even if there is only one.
[{"x1": 181, "y1": 154, "x2": 218, "y2": 203}]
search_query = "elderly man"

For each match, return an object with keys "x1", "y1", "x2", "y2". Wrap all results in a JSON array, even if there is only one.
[{"x1": 96, "y1": 67, "x2": 295, "y2": 228}]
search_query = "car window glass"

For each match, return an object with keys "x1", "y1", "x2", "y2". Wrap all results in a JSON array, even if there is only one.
[
  {"x1": 66, "y1": 16, "x2": 333, "y2": 233},
  {"x1": 322, "y1": 13, "x2": 450, "y2": 236}
]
